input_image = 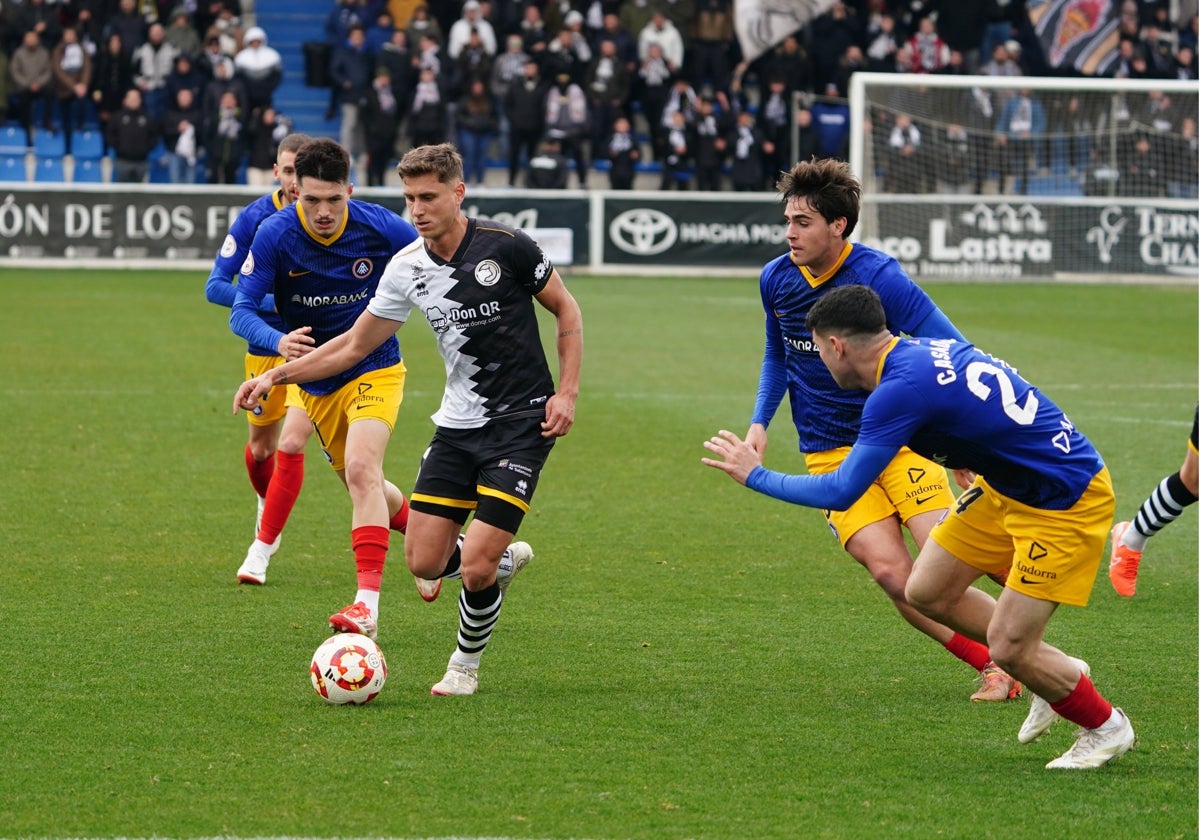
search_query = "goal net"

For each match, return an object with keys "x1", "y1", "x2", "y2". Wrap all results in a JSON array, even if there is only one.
[{"x1": 847, "y1": 72, "x2": 1199, "y2": 280}]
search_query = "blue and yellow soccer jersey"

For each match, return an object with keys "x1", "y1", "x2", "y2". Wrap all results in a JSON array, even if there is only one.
[
  {"x1": 205, "y1": 187, "x2": 289, "y2": 356},
  {"x1": 230, "y1": 199, "x2": 418, "y2": 396},
  {"x1": 861, "y1": 338, "x2": 1105, "y2": 509},
  {"x1": 753, "y1": 242, "x2": 939, "y2": 453}
]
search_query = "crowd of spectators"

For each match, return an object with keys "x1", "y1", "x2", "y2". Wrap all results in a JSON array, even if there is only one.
[
  {"x1": 862, "y1": 0, "x2": 1199, "y2": 198},
  {"x1": 1, "y1": 0, "x2": 1196, "y2": 192},
  {"x1": 313, "y1": 0, "x2": 1198, "y2": 193},
  {"x1": 0, "y1": 0, "x2": 289, "y2": 184},
  {"x1": 316, "y1": 0, "x2": 851, "y2": 190}
]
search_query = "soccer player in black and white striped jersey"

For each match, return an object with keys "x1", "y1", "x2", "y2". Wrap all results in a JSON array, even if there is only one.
[{"x1": 235, "y1": 143, "x2": 583, "y2": 696}]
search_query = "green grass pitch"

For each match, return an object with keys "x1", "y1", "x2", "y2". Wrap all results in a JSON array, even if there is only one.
[{"x1": 0, "y1": 269, "x2": 1194, "y2": 839}]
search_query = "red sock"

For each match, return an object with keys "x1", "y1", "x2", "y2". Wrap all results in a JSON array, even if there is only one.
[
  {"x1": 1050, "y1": 672, "x2": 1113, "y2": 730},
  {"x1": 945, "y1": 633, "x2": 993, "y2": 672},
  {"x1": 258, "y1": 451, "x2": 304, "y2": 543},
  {"x1": 389, "y1": 494, "x2": 409, "y2": 534},
  {"x1": 244, "y1": 443, "x2": 275, "y2": 499},
  {"x1": 351, "y1": 525, "x2": 389, "y2": 592}
]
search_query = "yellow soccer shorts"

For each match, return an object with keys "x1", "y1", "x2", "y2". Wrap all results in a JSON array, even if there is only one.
[
  {"x1": 804, "y1": 446, "x2": 955, "y2": 547},
  {"x1": 929, "y1": 468, "x2": 1115, "y2": 607},
  {"x1": 244, "y1": 353, "x2": 304, "y2": 427},
  {"x1": 299, "y1": 362, "x2": 406, "y2": 472}
]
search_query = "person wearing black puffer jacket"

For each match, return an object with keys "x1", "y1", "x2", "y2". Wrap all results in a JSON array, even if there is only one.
[
  {"x1": 503, "y1": 58, "x2": 548, "y2": 187},
  {"x1": 107, "y1": 86, "x2": 161, "y2": 182}
]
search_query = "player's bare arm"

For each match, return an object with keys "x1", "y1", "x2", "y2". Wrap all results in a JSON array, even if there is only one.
[
  {"x1": 702, "y1": 429, "x2": 762, "y2": 485},
  {"x1": 535, "y1": 270, "x2": 583, "y2": 438},
  {"x1": 234, "y1": 310, "x2": 403, "y2": 413}
]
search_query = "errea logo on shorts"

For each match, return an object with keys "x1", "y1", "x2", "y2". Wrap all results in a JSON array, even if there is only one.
[{"x1": 475, "y1": 259, "x2": 501, "y2": 286}]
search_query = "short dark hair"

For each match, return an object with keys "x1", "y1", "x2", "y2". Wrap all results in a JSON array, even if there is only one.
[
  {"x1": 805, "y1": 285, "x2": 887, "y2": 337},
  {"x1": 396, "y1": 142, "x2": 464, "y2": 184},
  {"x1": 278, "y1": 132, "x2": 313, "y2": 156},
  {"x1": 776, "y1": 158, "x2": 862, "y2": 238},
  {"x1": 293, "y1": 138, "x2": 350, "y2": 184}
]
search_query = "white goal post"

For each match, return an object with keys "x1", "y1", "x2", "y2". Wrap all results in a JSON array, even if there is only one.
[{"x1": 847, "y1": 72, "x2": 1199, "y2": 281}]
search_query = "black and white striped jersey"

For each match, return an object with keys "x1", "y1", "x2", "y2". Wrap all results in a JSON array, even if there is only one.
[{"x1": 370, "y1": 217, "x2": 557, "y2": 429}]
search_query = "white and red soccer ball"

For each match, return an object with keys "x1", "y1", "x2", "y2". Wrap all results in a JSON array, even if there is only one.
[{"x1": 310, "y1": 633, "x2": 387, "y2": 705}]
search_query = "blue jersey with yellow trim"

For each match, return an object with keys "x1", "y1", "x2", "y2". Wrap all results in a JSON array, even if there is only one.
[
  {"x1": 862, "y1": 337, "x2": 1104, "y2": 509},
  {"x1": 753, "y1": 242, "x2": 939, "y2": 453},
  {"x1": 230, "y1": 199, "x2": 418, "y2": 396},
  {"x1": 206, "y1": 188, "x2": 289, "y2": 356}
]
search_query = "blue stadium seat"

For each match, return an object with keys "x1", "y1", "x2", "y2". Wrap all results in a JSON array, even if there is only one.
[
  {"x1": 0, "y1": 154, "x2": 27, "y2": 181},
  {"x1": 149, "y1": 156, "x2": 172, "y2": 183},
  {"x1": 34, "y1": 156, "x2": 65, "y2": 182},
  {"x1": 72, "y1": 157, "x2": 105, "y2": 183},
  {"x1": 33, "y1": 128, "x2": 66, "y2": 157},
  {"x1": 0, "y1": 124, "x2": 26, "y2": 155},
  {"x1": 71, "y1": 129, "x2": 104, "y2": 160}
]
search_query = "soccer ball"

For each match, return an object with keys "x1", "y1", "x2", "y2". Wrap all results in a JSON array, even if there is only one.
[{"x1": 310, "y1": 633, "x2": 387, "y2": 705}]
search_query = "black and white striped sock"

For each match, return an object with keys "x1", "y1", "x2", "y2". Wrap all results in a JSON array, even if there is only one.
[
  {"x1": 451, "y1": 582, "x2": 502, "y2": 669},
  {"x1": 1128, "y1": 472, "x2": 1198, "y2": 550}
]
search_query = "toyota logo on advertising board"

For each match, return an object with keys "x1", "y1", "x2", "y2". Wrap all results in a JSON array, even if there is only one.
[{"x1": 609, "y1": 208, "x2": 678, "y2": 256}]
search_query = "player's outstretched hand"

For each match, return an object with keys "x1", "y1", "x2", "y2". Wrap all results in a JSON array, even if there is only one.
[
  {"x1": 233, "y1": 375, "x2": 273, "y2": 415},
  {"x1": 277, "y1": 326, "x2": 315, "y2": 360},
  {"x1": 701, "y1": 429, "x2": 762, "y2": 486}
]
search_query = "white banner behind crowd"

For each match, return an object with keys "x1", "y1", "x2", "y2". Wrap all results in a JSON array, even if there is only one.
[{"x1": 734, "y1": 0, "x2": 837, "y2": 64}]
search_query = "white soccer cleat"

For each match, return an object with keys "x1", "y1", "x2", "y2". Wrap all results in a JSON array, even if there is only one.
[
  {"x1": 1019, "y1": 658, "x2": 1091, "y2": 743},
  {"x1": 236, "y1": 541, "x2": 273, "y2": 585},
  {"x1": 430, "y1": 661, "x2": 479, "y2": 696},
  {"x1": 497, "y1": 541, "x2": 533, "y2": 594},
  {"x1": 1045, "y1": 708, "x2": 1136, "y2": 769}
]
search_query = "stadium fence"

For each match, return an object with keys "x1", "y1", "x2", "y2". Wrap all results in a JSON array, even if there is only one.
[{"x1": 848, "y1": 72, "x2": 1199, "y2": 281}]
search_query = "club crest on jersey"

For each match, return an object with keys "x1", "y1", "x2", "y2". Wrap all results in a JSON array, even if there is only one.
[
  {"x1": 353, "y1": 258, "x2": 373, "y2": 278},
  {"x1": 220, "y1": 234, "x2": 237, "y2": 258},
  {"x1": 475, "y1": 260, "x2": 501, "y2": 286},
  {"x1": 240, "y1": 252, "x2": 255, "y2": 274}
]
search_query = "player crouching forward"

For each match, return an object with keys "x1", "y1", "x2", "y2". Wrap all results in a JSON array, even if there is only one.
[
  {"x1": 703, "y1": 285, "x2": 1135, "y2": 769},
  {"x1": 236, "y1": 143, "x2": 582, "y2": 696}
]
